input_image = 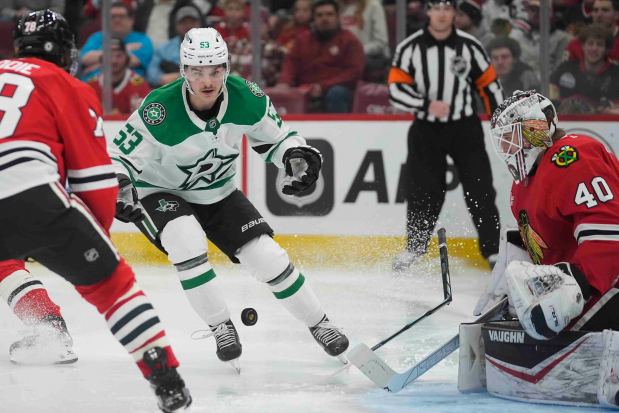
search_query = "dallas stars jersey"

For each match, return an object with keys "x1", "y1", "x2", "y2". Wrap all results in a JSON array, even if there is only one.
[
  {"x1": 109, "y1": 75, "x2": 304, "y2": 204},
  {"x1": 511, "y1": 134, "x2": 619, "y2": 295}
]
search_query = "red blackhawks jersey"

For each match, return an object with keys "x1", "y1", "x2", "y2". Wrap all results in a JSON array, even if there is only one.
[
  {"x1": 88, "y1": 69, "x2": 151, "y2": 115},
  {"x1": 511, "y1": 134, "x2": 619, "y2": 295},
  {"x1": 0, "y1": 57, "x2": 118, "y2": 231}
]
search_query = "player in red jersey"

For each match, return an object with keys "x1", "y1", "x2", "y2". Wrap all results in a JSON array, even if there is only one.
[
  {"x1": 0, "y1": 10, "x2": 190, "y2": 412},
  {"x1": 473, "y1": 89, "x2": 619, "y2": 406},
  {"x1": 0, "y1": 259, "x2": 77, "y2": 364}
]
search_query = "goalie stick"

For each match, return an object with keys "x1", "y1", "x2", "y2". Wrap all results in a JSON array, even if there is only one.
[{"x1": 348, "y1": 296, "x2": 508, "y2": 392}]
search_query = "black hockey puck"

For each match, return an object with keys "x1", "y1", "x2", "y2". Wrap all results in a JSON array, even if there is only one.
[{"x1": 241, "y1": 308, "x2": 257, "y2": 326}]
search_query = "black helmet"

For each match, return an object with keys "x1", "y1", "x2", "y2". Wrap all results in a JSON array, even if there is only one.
[{"x1": 14, "y1": 9, "x2": 77, "y2": 74}]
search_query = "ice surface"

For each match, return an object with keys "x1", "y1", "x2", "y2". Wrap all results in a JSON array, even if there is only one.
[{"x1": 0, "y1": 259, "x2": 605, "y2": 413}]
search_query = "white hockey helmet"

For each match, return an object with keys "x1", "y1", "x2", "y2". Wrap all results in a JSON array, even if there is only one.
[
  {"x1": 490, "y1": 90, "x2": 558, "y2": 182},
  {"x1": 180, "y1": 27, "x2": 229, "y2": 92}
]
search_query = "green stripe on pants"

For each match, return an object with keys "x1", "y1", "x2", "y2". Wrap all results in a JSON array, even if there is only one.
[
  {"x1": 273, "y1": 274, "x2": 305, "y2": 299},
  {"x1": 181, "y1": 269, "x2": 216, "y2": 290}
]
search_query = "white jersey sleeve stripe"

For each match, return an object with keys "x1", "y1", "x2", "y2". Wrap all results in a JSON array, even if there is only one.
[
  {"x1": 67, "y1": 164, "x2": 116, "y2": 178},
  {"x1": 574, "y1": 223, "x2": 619, "y2": 244}
]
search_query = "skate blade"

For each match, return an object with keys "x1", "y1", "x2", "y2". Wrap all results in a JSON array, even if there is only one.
[
  {"x1": 337, "y1": 354, "x2": 349, "y2": 365},
  {"x1": 10, "y1": 346, "x2": 78, "y2": 365},
  {"x1": 227, "y1": 359, "x2": 241, "y2": 374}
]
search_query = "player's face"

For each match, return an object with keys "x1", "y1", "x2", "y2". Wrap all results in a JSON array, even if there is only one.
[
  {"x1": 186, "y1": 64, "x2": 226, "y2": 104},
  {"x1": 427, "y1": 3, "x2": 455, "y2": 34},
  {"x1": 490, "y1": 47, "x2": 513, "y2": 76},
  {"x1": 583, "y1": 37, "x2": 607, "y2": 65}
]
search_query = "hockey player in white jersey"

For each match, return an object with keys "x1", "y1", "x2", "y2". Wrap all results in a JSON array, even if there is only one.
[{"x1": 110, "y1": 27, "x2": 349, "y2": 369}]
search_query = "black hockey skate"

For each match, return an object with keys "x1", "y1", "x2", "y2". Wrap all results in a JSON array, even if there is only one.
[
  {"x1": 143, "y1": 347, "x2": 192, "y2": 413},
  {"x1": 309, "y1": 315, "x2": 349, "y2": 360},
  {"x1": 9, "y1": 315, "x2": 78, "y2": 365},
  {"x1": 209, "y1": 319, "x2": 242, "y2": 372}
]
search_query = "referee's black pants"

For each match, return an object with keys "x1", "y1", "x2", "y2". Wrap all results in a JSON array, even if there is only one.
[{"x1": 404, "y1": 115, "x2": 500, "y2": 259}]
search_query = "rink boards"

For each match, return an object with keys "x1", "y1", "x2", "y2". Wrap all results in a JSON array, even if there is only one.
[{"x1": 103, "y1": 115, "x2": 619, "y2": 266}]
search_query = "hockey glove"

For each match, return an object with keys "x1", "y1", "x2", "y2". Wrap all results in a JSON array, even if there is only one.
[
  {"x1": 115, "y1": 174, "x2": 145, "y2": 223},
  {"x1": 281, "y1": 145, "x2": 322, "y2": 195},
  {"x1": 505, "y1": 260, "x2": 584, "y2": 340}
]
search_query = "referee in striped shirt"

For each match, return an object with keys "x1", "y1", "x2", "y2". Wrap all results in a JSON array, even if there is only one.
[{"x1": 390, "y1": 0, "x2": 503, "y2": 271}]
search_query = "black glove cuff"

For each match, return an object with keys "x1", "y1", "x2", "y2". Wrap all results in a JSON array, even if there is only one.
[{"x1": 555, "y1": 262, "x2": 592, "y2": 301}]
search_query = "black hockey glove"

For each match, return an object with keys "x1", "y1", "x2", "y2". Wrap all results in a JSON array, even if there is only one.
[
  {"x1": 115, "y1": 174, "x2": 145, "y2": 223},
  {"x1": 281, "y1": 146, "x2": 322, "y2": 195}
]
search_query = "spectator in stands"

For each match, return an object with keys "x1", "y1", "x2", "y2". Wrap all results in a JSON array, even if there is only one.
[
  {"x1": 0, "y1": 0, "x2": 64, "y2": 21},
  {"x1": 79, "y1": 2, "x2": 153, "y2": 81},
  {"x1": 88, "y1": 37, "x2": 151, "y2": 114},
  {"x1": 455, "y1": 0, "x2": 492, "y2": 47},
  {"x1": 487, "y1": 36, "x2": 539, "y2": 96},
  {"x1": 338, "y1": 0, "x2": 390, "y2": 59},
  {"x1": 509, "y1": 0, "x2": 571, "y2": 73},
  {"x1": 338, "y1": 0, "x2": 389, "y2": 82},
  {"x1": 215, "y1": 0, "x2": 252, "y2": 78},
  {"x1": 147, "y1": 4, "x2": 201, "y2": 86},
  {"x1": 480, "y1": 0, "x2": 510, "y2": 34},
  {"x1": 133, "y1": 0, "x2": 176, "y2": 47},
  {"x1": 276, "y1": 0, "x2": 365, "y2": 112},
  {"x1": 566, "y1": 0, "x2": 619, "y2": 63},
  {"x1": 551, "y1": 23, "x2": 619, "y2": 114},
  {"x1": 275, "y1": 0, "x2": 312, "y2": 52}
]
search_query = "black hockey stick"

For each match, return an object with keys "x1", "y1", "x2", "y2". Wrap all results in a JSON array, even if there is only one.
[
  {"x1": 370, "y1": 227, "x2": 453, "y2": 352},
  {"x1": 348, "y1": 297, "x2": 508, "y2": 392}
]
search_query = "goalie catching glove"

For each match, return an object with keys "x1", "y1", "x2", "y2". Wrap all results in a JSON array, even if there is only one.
[
  {"x1": 505, "y1": 261, "x2": 590, "y2": 340},
  {"x1": 115, "y1": 174, "x2": 145, "y2": 223},
  {"x1": 281, "y1": 146, "x2": 322, "y2": 195}
]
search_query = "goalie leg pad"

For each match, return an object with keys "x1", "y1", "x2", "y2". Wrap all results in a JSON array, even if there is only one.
[
  {"x1": 458, "y1": 323, "x2": 487, "y2": 392},
  {"x1": 505, "y1": 261, "x2": 584, "y2": 340},
  {"x1": 598, "y1": 329, "x2": 619, "y2": 407}
]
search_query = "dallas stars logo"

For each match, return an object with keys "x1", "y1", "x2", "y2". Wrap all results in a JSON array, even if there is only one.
[
  {"x1": 155, "y1": 199, "x2": 179, "y2": 212},
  {"x1": 178, "y1": 149, "x2": 236, "y2": 190},
  {"x1": 143, "y1": 102, "x2": 166, "y2": 125}
]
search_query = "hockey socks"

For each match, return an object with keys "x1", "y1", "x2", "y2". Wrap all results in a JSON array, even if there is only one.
[
  {"x1": 268, "y1": 264, "x2": 325, "y2": 327},
  {"x1": 174, "y1": 253, "x2": 231, "y2": 327},
  {"x1": 104, "y1": 283, "x2": 178, "y2": 376},
  {"x1": 0, "y1": 262, "x2": 63, "y2": 325}
]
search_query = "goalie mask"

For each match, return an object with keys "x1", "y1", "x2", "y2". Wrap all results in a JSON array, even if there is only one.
[
  {"x1": 14, "y1": 9, "x2": 78, "y2": 75},
  {"x1": 490, "y1": 90, "x2": 558, "y2": 182},
  {"x1": 179, "y1": 27, "x2": 229, "y2": 95}
]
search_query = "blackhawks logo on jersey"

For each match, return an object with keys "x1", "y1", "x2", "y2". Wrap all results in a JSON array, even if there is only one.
[
  {"x1": 552, "y1": 145, "x2": 578, "y2": 168},
  {"x1": 245, "y1": 80, "x2": 265, "y2": 97},
  {"x1": 143, "y1": 102, "x2": 166, "y2": 125},
  {"x1": 518, "y1": 210, "x2": 548, "y2": 264},
  {"x1": 178, "y1": 148, "x2": 237, "y2": 190}
]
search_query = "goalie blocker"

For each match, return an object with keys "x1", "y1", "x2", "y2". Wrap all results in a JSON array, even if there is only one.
[{"x1": 459, "y1": 321, "x2": 619, "y2": 408}]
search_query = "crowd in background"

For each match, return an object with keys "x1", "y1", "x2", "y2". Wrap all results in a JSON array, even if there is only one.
[{"x1": 0, "y1": 0, "x2": 618, "y2": 114}]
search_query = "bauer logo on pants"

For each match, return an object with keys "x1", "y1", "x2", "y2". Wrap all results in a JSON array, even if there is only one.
[{"x1": 266, "y1": 138, "x2": 334, "y2": 216}]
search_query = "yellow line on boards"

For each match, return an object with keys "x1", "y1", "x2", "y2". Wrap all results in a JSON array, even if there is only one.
[{"x1": 110, "y1": 233, "x2": 490, "y2": 269}]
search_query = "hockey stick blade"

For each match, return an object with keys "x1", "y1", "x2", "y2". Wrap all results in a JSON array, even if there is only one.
[{"x1": 349, "y1": 297, "x2": 508, "y2": 392}]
